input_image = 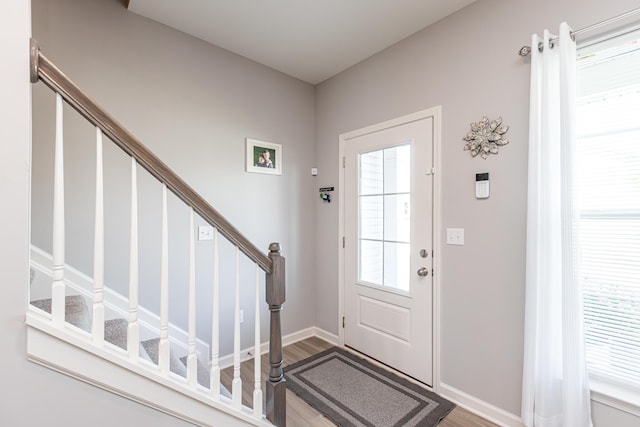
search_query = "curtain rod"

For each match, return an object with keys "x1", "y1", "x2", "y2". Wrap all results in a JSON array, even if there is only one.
[{"x1": 518, "y1": 7, "x2": 640, "y2": 56}]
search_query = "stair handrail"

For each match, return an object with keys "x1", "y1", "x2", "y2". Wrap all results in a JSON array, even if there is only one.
[
  {"x1": 29, "y1": 39, "x2": 272, "y2": 273},
  {"x1": 30, "y1": 38, "x2": 286, "y2": 426}
]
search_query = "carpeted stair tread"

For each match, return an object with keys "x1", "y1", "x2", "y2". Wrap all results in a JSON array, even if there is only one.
[
  {"x1": 179, "y1": 355, "x2": 232, "y2": 398},
  {"x1": 104, "y1": 318, "x2": 152, "y2": 362},
  {"x1": 140, "y1": 338, "x2": 188, "y2": 377},
  {"x1": 31, "y1": 295, "x2": 91, "y2": 332},
  {"x1": 104, "y1": 318, "x2": 128, "y2": 349},
  {"x1": 179, "y1": 355, "x2": 210, "y2": 387}
]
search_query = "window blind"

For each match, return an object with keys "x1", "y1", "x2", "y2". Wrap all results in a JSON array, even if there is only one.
[{"x1": 577, "y1": 34, "x2": 640, "y2": 390}]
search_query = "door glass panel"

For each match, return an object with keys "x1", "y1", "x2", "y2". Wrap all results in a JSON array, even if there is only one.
[
  {"x1": 360, "y1": 195, "x2": 383, "y2": 240},
  {"x1": 384, "y1": 242, "x2": 410, "y2": 291},
  {"x1": 360, "y1": 150, "x2": 383, "y2": 195},
  {"x1": 359, "y1": 240, "x2": 383, "y2": 285},
  {"x1": 358, "y1": 143, "x2": 411, "y2": 291},
  {"x1": 384, "y1": 194, "x2": 410, "y2": 243},
  {"x1": 384, "y1": 145, "x2": 411, "y2": 193}
]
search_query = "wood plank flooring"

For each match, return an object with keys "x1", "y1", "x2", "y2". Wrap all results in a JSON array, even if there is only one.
[{"x1": 221, "y1": 336, "x2": 498, "y2": 427}]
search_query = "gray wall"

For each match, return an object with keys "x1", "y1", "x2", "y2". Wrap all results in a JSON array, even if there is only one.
[
  {"x1": 31, "y1": 0, "x2": 317, "y2": 355},
  {"x1": 314, "y1": 0, "x2": 640, "y2": 424}
]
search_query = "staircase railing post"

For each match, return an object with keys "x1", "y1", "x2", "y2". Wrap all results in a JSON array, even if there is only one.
[{"x1": 265, "y1": 242, "x2": 286, "y2": 426}]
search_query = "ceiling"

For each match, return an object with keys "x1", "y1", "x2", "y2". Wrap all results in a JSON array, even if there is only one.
[{"x1": 127, "y1": 0, "x2": 476, "y2": 85}]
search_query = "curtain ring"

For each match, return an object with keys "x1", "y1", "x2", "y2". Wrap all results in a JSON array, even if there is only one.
[
  {"x1": 538, "y1": 41, "x2": 544, "y2": 52},
  {"x1": 570, "y1": 31, "x2": 576, "y2": 41}
]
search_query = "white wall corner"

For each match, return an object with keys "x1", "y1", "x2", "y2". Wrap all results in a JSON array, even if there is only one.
[{"x1": 312, "y1": 327, "x2": 339, "y2": 346}]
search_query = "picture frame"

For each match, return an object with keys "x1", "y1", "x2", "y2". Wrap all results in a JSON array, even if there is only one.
[{"x1": 246, "y1": 138, "x2": 282, "y2": 175}]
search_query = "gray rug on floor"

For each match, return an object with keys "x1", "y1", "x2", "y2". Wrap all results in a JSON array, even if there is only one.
[{"x1": 284, "y1": 347, "x2": 454, "y2": 427}]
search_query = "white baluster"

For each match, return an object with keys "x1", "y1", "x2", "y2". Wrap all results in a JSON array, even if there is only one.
[
  {"x1": 253, "y1": 264, "x2": 262, "y2": 418},
  {"x1": 51, "y1": 93, "x2": 65, "y2": 327},
  {"x1": 159, "y1": 183, "x2": 170, "y2": 375},
  {"x1": 210, "y1": 228, "x2": 221, "y2": 399},
  {"x1": 127, "y1": 157, "x2": 140, "y2": 361},
  {"x1": 187, "y1": 207, "x2": 197, "y2": 387},
  {"x1": 92, "y1": 127, "x2": 105, "y2": 345},
  {"x1": 232, "y1": 247, "x2": 242, "y2": 409}
]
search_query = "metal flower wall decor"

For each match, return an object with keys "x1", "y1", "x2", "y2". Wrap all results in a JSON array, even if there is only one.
[{"x1": 463, "y1": 116, "x2": 509, "y2": 159}]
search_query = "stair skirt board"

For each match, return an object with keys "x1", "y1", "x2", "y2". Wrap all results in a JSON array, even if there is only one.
[
  {"x1": 26, "y1": 319, "x2": 269, "y2": 427},
  {"x1": 29, "y1": 245, "x2": 210, "y2": 359}
]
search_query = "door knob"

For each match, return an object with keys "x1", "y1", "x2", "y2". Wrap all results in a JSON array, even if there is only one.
[{"x1": 417, "y1": 267, "x2": 429, "y2": 277}]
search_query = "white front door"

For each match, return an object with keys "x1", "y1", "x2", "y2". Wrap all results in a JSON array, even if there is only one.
[{"x1": 343, "y1": 114, "x2": 434, "y2": 385}]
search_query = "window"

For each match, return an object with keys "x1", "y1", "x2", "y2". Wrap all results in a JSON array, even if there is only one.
[
  {"x1": 358, "y1": 144, "x2": 411, "y2": 291},
  {"x1": 576, "y1": 30, "x2": 640, "y2": 393}
]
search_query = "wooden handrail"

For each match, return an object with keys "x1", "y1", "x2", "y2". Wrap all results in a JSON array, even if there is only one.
[{"x1": 30, "y1": 39, "x2": 272, "y2": 274}]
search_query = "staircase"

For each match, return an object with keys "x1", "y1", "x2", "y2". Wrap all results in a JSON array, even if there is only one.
[
  {"x1": 26, "y1": 38, "x2": 286, "y2": 426},
  {"x1": 30, "y1": 289, "x2": 232, "y2": 398}
]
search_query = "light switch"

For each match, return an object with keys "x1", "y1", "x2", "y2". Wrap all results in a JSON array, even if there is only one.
[
  {"x1": 446, "y1": 228, "x2": 464, "y2": 245},
  {"x1": 198, "y1": 225, "x2": 214, "y2": 241}
]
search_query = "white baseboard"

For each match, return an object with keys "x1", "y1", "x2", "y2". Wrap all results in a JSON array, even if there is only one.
[
  {"x1": 217, "y1": 326, "x2": 339, "y2": 370},
  {"x1": 439, "y1": 383, "x2": 524, "y2": 427},
  {"x1": 281, "y1": 326, "x2": 338, "y2": 348},
  {"x1": 29, "y1": 245, "x2": 210, "y2": 359},
  {"x1": 312, "y1": 327, "x2": 339, "y2": 346}
]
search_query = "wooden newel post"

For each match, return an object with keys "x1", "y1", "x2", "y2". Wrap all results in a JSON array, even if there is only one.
[{"x1": 266, "y1": 242, "x2": 286, "y2": 426}]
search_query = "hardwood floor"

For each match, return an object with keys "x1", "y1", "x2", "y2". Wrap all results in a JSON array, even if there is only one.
[{"x1": 221, "y1": 336, "x2": 498, "y2": 427}]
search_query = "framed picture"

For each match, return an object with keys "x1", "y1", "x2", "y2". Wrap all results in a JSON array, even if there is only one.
[{"x1": 246, "y1": 138, "x2": 282, "y2": 175}]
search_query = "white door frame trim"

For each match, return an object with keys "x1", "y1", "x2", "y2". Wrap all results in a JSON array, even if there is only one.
[{"x1": 338, "y1": 106, "x2": 442, "y2": 392}]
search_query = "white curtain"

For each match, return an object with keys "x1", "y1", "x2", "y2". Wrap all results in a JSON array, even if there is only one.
[{"x1": 521, "y1": 23, "x2": 593, "y2": 427}]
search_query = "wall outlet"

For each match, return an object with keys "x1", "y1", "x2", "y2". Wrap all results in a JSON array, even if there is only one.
[
  {"x1": 198, "y1": 225, "x2": 214, "y2": 241},
  {"x1": 446, "y1": 228, "x2": 464, "y2": 246}
]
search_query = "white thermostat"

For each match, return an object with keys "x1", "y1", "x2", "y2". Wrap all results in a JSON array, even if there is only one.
[{"x1": 475, "y1": 173, "x2": 490, "y2": 199}]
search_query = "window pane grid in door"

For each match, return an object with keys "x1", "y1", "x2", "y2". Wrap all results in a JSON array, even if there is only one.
[
  {"x1": 384, "y1": 194, "x2": 410, "y2": 243},
  {"x1": 360, "y1": 150, "x2": 383, "y2": 195},
  {"x1": 384, "y1": 242, "x2": 410, "y2": 291},
  {"x1": 358, "y1": 144, "x2": 411, "y2": 291},
  {"x1": 359, "y1": 239, "x2": 383, "y2": 286},
  {"x1": 384, "y1": 145, "x2": 411, "y2": 194},
  {"x1": 359, "y1": 195, "x2": 383, "y2": 240}
]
